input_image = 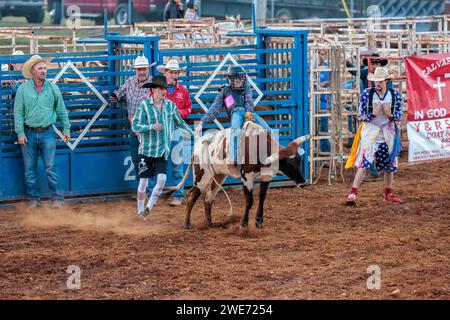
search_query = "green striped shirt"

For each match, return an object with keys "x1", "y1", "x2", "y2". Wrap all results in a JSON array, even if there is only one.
[
  {"x1": 14, "y1": 79, "x2": 71, "y2": 138},
  {"x1": 132, "y1": 97, "x2": 194, "y2": 159}
]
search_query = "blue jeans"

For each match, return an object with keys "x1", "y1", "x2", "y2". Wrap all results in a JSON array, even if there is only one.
[
  {"x1": 319, "y1": 100, "x2": 331, "y2": 153},
  {"x1": 148, "y1": 133, "x2": 184, "y2": 200},
  {"x1": 129, "y1": 129, "x2": 140, "y2": 177},
  {"x1": 20, "y1": 127, "x2": 63, "y2": 202},
  {"x1": 369, "y1": 162, "x2": 380, "y2": 176},
  {"x1": 346, "y1": 106, "x2": 357, "y2": 147},
  {"x1": 229, "y1": 108, "x2": 272, "y2": 162},
  {"x1": 319, "y1": 117, "x2": 331, "y2": 153}
]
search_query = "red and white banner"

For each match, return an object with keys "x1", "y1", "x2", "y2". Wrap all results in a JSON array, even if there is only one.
[{"x1": 405, "y1": 52, "x2": 450, "y2": 163}]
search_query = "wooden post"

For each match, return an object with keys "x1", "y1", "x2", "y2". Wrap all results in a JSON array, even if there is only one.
[
  {"x1": 254, "y1": 0, "x2": 267, "y2": 29},
  {"x1": 72, "y1": 28, "x2": 77, "y2": 52},
  {"x1": 12, "y1": 31, "x2": 16, "y2": 52}
]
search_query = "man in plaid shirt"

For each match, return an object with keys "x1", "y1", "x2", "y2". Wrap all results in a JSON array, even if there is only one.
[
  {"x1": 110, "y1": 56, "x2": 152, "y2": 178},
  {"x1": 132, "y1": 76, "x2": 194, "y2": 219}
]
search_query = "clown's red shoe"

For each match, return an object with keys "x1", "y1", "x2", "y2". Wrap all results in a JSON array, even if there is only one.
[
  {"x1": 384, "y1": 192, "x2": 402, "y2": 204},
  {"x1": 346, "y1": 193, "x2": 357, "y2": 205}
]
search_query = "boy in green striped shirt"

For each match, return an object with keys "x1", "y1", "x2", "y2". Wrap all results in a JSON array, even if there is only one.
[{"x1": 132, "y1": 76, "x2": 194, "y2": 218}]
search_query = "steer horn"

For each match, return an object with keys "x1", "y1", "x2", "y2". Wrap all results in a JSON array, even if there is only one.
[
  {"x1": 262, "y1": 134, "x2": 310, "y2": 165},
  {"x1": 292, "y1": 135, "x2": 310, "y2": 145}
]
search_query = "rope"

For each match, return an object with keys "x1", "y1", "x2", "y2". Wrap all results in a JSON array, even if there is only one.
[
  {"x1": 312, "y1": 161, "x2": 328, "y2": 185},
  {"x1": 204, "y1": 135, "x2": 233, "y2": 216},
  {"x1": 165, "y1": 132, "x2": 234, "y2": 216}
]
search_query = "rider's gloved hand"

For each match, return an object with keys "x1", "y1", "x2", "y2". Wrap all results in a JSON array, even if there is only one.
[{"x1": 244, "y1": 112, "x2": 255, "y2": 122}]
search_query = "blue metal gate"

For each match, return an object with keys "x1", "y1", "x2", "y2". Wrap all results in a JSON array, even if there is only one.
[{"x1": 0, "y1": 29, "x2": 308, "y2": 202}]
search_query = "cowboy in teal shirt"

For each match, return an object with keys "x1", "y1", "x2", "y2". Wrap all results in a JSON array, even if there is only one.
[
  {"x1": 13, "y1": 55, "x2": 71, "y2": 208},
  {"x1": 14, "y1": 79, "x2": 71, "y2": 138}
]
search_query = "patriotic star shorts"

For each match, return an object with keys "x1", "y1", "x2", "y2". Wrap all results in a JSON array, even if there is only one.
[{"x1": 361, "y1": 143, "x2": 397, "y2": 173}]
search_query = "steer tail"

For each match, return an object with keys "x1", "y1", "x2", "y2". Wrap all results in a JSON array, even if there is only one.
[{"x1": 163, "y1": 154, "x2": 194, "y2": 196}]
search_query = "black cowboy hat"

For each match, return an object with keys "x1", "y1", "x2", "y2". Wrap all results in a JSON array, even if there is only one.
[
  {"x1": 142, "y1": 75, "x2": 168, "y2": 89},
  {"x1": 370, "y1": 53, "x2": 388, "y2": 66}
]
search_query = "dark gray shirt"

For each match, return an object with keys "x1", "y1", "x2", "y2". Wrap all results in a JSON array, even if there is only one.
[{"x1": 164, "y1": 0, "x2": 184, "y2": 21}]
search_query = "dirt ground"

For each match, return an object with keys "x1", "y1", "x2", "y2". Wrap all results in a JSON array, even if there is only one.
[{"x1": 0, "y1": 159, "x2": 449, "y2": 300}]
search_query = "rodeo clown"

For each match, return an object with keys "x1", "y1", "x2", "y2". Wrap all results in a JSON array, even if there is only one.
[
  {"x1": 132, "y1": 75, "x2": 194, "y2": 219},
  {"x1": 193, "y1": 65, "x2": 272, "y2": 177},
  {"x1": 345, "y1": 67, "x2": 404, "y2": 205}
]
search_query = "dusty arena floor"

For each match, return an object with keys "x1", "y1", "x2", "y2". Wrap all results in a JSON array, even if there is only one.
[{"x1": 0, "y1": 159, "x2": 449, "y2": 300}]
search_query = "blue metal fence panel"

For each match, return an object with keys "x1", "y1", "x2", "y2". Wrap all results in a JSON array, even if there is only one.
[
  {"x1": 0, "y1": 50, "x2": 137, "y2": 201},
  {"x1": 0, "y1": 29, "x2": 308, "y2": 202}
]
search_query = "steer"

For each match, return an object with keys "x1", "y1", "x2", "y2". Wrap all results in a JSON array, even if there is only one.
[{"x1": 169, "y1": 121, "x2": 309, "y2": 229}]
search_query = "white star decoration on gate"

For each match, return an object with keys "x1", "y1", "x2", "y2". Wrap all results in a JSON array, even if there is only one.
[
  {"x1": 194, "y1": 53, "x2": 264, "y2": 130},
  {"x1": 51, "y1": 60, "x2": 108, "y2": 150}
]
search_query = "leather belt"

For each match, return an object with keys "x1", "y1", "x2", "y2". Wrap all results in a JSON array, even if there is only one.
[{"x1": 24, "y1": 125, "x2": 51, "y2": 132}]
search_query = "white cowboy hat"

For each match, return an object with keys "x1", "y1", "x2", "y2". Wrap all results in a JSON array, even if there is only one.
[
  {"x1": 132, "y1": 55, "x2": 151, "y2": 68},
  {"x1": 156, "y1": 59, "x2": 186, "y2": 73},
  {"x1": 22, "y1": 55, "x2": 52, "y2": 80},
  {"x1": 360, "y1": 47, "x2": 377, "y2": 56},
  {"x1": 12, "y1": 50, "x2": 24, "y2": 56},
  {"x1": 367, "y1": 67, "x2": 392, "y2": 82},
  {"x1": 1, "y1": 50, "x2": 25, "y2": 72}
]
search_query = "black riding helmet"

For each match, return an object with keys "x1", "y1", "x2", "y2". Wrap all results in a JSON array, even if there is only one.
[{"x1": 226, "y1": 65, "x2": 247, "y2": 91}]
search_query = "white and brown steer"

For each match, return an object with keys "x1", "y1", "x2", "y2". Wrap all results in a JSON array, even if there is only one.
[{"x1": 168, "y1": 122, "x2": 309, "y2": 230}]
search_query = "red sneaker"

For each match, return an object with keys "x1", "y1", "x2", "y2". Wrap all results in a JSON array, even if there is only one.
[
  {"x1": 346, "y1": 193, "x2": 357, "y2": 205},
  {"x1": 384, "y1": 192, "x2": 402, "y2": 204}
]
